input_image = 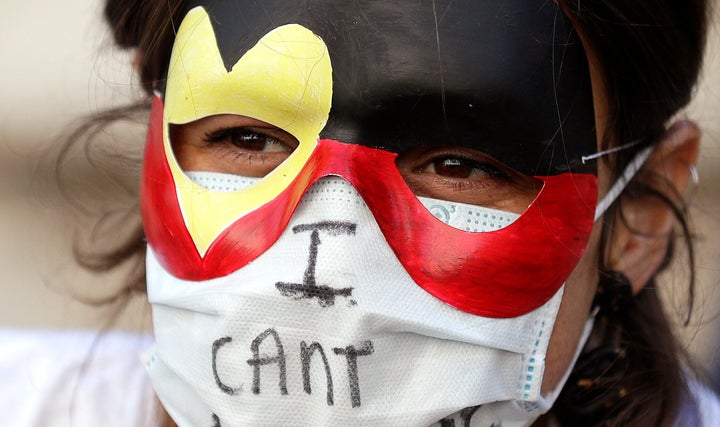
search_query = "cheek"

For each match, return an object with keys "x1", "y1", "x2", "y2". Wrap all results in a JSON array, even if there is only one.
[
  {"x1": 169, "y1": 128, "x2": 229, "y2": 174},
  {"x1": 169, "y1": 126, "x2": 199, "y2": 171},
  {"x1": 540, "y1": 222, "x2": 602, "y2": 394}
]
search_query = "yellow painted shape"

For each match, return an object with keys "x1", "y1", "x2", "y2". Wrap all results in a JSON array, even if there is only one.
[{"x1": 163, "y1": 6, "x2": 332, "y2": 256}]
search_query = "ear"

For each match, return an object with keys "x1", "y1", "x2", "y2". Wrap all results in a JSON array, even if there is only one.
[{"x1": 605, "y1": 120, "x2": 700, "y2": 294}]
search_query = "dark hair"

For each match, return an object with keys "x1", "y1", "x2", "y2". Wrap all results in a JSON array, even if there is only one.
[
  {"x1": 556, "y1": 2, "x2": 708, "y2": 425},
  {"x1": 65, "y1": 1, "x2": 709, "y2": 425}
]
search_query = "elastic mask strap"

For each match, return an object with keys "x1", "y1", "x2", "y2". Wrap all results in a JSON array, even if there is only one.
[
  {"x1": 593, "y1": 145, "x2": 654, "y2": 221},
  {"x1": 532, "y1": 313, "x2": 595, "y2": 414}
]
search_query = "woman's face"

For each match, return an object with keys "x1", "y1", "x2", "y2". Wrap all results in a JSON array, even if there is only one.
[
  {"x1": 141, "y1": 1, "x2": 614, "y2": 420},
  {"x1": 149, "y1": 0, "x2": 599, "y2": 314}
]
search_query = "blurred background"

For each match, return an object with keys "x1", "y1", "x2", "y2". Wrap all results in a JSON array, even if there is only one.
[{"x1": 1, "y1": 0, "x2": 719, "y2": 390}]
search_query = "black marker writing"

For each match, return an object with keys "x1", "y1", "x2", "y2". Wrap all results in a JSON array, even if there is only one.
[
  {"x1": 276, "y1": 221, "x2": 356, "y2": 307},
  {"x1": 333, "y1": 341, "x2": 374, "y2": 407},
  {"x1": 301, "y1": 341, "x2": 334, "y2": 406},
  {"x1": 211, "y1": 329, "x2": 375, "y2": 408},
  {"x1": 212, "y1": 337, "x2": 242, "y2": 396},
  {"x1": 438, "y1": 406, "x2": 485, "y2": 427},
  {"x1": 246, "y1": 328, "x2": 288, "y2": 395}
]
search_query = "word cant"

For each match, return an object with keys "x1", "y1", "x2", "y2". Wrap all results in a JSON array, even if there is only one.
[{"x1": 212, "y1": 327, "x2": 374, "y2": 408}]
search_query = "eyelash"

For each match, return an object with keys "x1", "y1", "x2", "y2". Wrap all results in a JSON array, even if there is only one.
[
  {"x1": 426, "y1": 156, "x2": 508, "y2": 178},
  {"x1": 202, "y1": 127, "x2": 284, "y2": 149},
  {"x1": 412, "y1": 154, "x2": 511, "y2": 186}
]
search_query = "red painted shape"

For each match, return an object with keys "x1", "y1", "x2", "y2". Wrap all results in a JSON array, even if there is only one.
[{"x1": 142, "y1": 96, "x2": 598, "y2": 318}]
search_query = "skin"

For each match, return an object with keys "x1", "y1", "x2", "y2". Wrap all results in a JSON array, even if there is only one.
[
  {"x1": 170, "y1": 118, "x2": 542, "y2": 214},
  {"x1": 539, "y1": 26, "x2": 701, "y2": 409},
  {"x1": 161, "y1": 10, "x2": 700, "y2": 427}
]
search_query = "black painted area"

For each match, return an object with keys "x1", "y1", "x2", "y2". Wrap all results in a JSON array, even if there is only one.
[{"x1": 176, "y1": 0, "x2": 597, "y2": 176}]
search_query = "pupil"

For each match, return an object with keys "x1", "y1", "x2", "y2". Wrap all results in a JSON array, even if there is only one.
[
  {"x1": 236, "y1": 133, "x2": 266, "y2": 151},
  {"x1": 435, "y1": 158, "x2": 471, "y2": 178}
]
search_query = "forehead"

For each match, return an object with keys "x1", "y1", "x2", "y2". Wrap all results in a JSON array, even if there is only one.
[{"x1": 179, "y1": 0, "x2": 597, "y2": 176}]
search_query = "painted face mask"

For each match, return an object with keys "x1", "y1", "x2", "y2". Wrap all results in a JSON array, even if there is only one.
[{"x1": 141, "y1": 1, "x2": 601, "y2": 426}]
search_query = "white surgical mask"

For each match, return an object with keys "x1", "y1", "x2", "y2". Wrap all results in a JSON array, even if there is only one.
[{"x1": 143, "y1": 174, "x2": 591, "y2": 427}]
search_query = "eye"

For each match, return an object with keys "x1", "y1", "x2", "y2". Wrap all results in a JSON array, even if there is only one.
[
  {"x1": 203, "y1": 127, "x2": 292, "y2": 154},
  {"x1": 396, "y1": 146, "x2": 541, "y2": 213},
  {"x1": 170, "y1": 115, "x2": 299, "y2": 177},
  {"x1": 419, "y1": 156, "x2": 506, "y2": 180}
]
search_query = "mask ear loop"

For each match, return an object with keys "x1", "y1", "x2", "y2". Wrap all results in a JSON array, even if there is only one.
[
  {"x1": 587, "y1": 144, "x2": 655, "y2": 221},
  {"x1": 544, "y1": 141, "x2": 655, "y2": 422},
  {"x1": 588, "y1": 142, "x2": 700, "y2": 211}
]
